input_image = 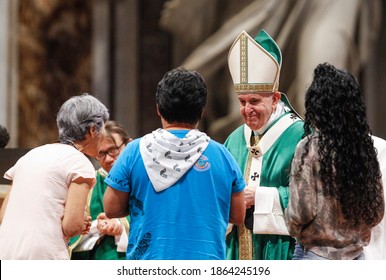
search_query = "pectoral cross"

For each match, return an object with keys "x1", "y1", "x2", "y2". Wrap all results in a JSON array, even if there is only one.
[{"x1": 251, "y1": 172, "x2": 259, "y2": 181}]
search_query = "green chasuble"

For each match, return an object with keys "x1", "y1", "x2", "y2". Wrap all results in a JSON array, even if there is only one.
[
  {"x1": 224, "y1": 112, "x2": 304, "y2": 260},
  {"x1": 70, "y1": 169, "x2": 130, "y2": 260}
]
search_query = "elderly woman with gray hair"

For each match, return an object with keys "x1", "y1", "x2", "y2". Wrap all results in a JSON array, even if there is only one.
[{"x1": 0, "y1": 93, "x2": 109, "y2": 260}]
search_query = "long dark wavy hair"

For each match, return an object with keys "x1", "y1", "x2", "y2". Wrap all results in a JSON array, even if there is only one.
[{"x1": 300, "y1": 63, "x2": 383, "y2": 226}]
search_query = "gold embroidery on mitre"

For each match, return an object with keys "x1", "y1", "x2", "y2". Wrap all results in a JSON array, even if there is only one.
[
  {"x1": 240, "y1": 33, "x2": 247, "y2": 84},
  {"x1": 234, "y1": 83, "x2": 279, "y2": 93}
]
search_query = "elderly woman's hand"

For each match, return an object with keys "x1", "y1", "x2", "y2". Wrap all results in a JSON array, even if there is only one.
[{"x1": 81, "y1": 212, "x2": 92, "y2": 235}]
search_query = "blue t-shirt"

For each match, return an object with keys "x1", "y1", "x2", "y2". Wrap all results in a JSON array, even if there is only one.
[{"x1": 105, "y1": 130, "x2": 245, "y2": 260}]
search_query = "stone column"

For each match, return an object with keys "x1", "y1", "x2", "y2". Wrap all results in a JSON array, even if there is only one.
[
  {"x1": 92, "y1": 0, "x2": 139, "y2": 137},
  {"x1": 0, "y1": 0, "x2": 19, "y2": 147}
]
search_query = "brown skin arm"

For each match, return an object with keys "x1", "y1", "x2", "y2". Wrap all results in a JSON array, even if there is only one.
[
  {"x1": 103, "y1": 186, "x2": 130, "y2": 218},
  {"x1": 62, "y1": 177, "x2": 94, "y2": 238},
  {"x1": 229, "y1": 190, "x2": 246, "y2": 225}
]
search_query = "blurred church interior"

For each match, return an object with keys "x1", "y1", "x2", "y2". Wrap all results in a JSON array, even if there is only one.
[{"x1": 1, "y1": 0, "x2": 385, "y2": 148}]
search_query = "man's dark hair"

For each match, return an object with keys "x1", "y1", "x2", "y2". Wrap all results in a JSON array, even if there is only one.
[{"x1": 156, "y1": 67, "x2": 207, "y2": 125}]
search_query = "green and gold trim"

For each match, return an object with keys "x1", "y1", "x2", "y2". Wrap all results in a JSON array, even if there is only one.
[
  {"x1": 240, "y1": 32, "x2": 248, "y2": 84},
  {"x1": 234, "y1": 83, "x2": 278, "y2": 94}
]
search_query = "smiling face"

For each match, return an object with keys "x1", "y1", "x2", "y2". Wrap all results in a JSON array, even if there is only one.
[
  {"x1": 238, "y1": 92, "x2": 281, "y2": 131},
  {"x1": 96, "y1": 133, "x2": 125, "y2": 172}
]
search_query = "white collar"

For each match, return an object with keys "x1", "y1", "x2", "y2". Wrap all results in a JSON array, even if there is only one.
[{"x1": 254, "y1": 100, "x2": 288, "y2": 135}]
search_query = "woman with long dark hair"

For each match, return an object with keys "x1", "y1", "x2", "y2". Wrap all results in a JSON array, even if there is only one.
[{"x1": 285, "y1": 63, "x2": 384, "y2": 260}]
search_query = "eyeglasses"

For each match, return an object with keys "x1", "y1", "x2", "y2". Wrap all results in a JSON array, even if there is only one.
[{"x1": 96, "y1": 142, "x2": 124, "y2": 161}]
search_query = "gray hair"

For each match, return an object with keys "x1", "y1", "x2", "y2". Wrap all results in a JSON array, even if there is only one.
[{"x1": 57, "y1": 93, "x2": 109, "y2": 143}]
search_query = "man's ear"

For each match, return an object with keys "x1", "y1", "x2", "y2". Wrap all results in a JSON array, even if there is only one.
[
  {"x1": 272, "y1": 91, "x2": 281, "y2": 108},
  {"x1": 273, "y1": 91, "x2": 281, "y2": 104}
]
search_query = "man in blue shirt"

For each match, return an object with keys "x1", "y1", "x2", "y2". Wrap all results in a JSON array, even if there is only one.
[{"x1": 104, "y1": 67, "x2": 246, "y2": 260}]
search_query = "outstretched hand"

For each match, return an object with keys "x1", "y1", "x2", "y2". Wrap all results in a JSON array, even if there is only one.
[
  {"x1": 97, "y1": 212, "x2": 123, "y2": 236},
  {"x1": 244, "y1": 185, "x2": 257, "y2": 208}
]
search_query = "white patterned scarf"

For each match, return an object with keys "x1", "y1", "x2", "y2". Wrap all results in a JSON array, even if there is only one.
[{"x1": 139, "y1": 128, "x2": 210, "y2": 192}]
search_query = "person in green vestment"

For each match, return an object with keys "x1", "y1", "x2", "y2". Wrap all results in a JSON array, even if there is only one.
[
  {"x1": 224, "y1": 29, "x2": 304, "y2": 260},
  {"x1": 70, "y1": 120, "x2": 132, "y2": 260}
]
